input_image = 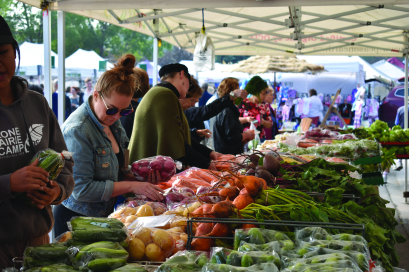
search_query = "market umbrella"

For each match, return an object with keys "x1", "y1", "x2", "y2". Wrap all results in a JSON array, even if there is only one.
[{"x1": 226, "y1": 55, "x2": 325, "y2": 74}]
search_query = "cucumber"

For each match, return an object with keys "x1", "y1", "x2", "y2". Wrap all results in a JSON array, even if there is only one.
[
  {"x1": 87, "y1": 258, "x2": 126, "y2": 272},
  {"x1": 110, "y1": 264, "x2": 148, "y2": 272},
  {"x1": 165, "y1": 255, "x2": 189, "y2": 264},
  {"x1": 65, "y1": 239, "x2": 89, "y2": 247},
  {"x1": 72, "y1": 229, "x2": 127, "y2": 243},
  {"x1": 71, "y1": 217, "x2": 124, "y2": 231},
  {"x1": 241, "y1": 255, "x2": 254, "y2": 267},
  {"x1": 31, "y1": 246, "x2": 68, "y2": 260},
  {"x1": 23, "y1": 257, "x2": 57, "y2": 269},
  {"x1": 87, "y1": 248, "x2": 129, "y2": 260},
  {"x1": 40, "y1": 264, "x2": 78, "y2": 272},
  {"x1": 76, "y1": 242, "x2": 123, "y2": 261}
]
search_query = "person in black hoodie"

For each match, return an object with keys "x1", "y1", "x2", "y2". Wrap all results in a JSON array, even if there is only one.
[
  {"x1": 0, "y1": 16, "x2": 74, "y2": 268},
  {"x1": 182, "y1": 76, "x2": 248, "y2": 143},
  {"x1": 213, "y1": 77, "x2": 255, "y2": 155}
]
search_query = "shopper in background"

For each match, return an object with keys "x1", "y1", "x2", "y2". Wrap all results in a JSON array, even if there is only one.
[
  {"x1": 264, "y1": 87, "x2": 279, "y2": 140},
  {"x1": 238, "y1": 76, "x2": 272, "y2": 141},
  {"x1": 52, "y1": 79, "x2": 72, "y2": 119},
  {"x1": 307, "y1": 89, "x2": 323, "y2": 127},
  {"x1": 54, "y1": 54, "x2": 164, "y2": 238},
  {"x1": 83, "y1": 77, "x2": 93, "y2": 102},
  {"x1": 199, "y1": 82, "x2": 212, "y2": 106},
  {"x1": 128, "y1": 63, "x2": 221, "y2": 170},
  {"x1": 70, "y1": 86, "x2": 81, "y2": 111},
  {"x1": 393, "y1": 105, "x2": 409, "y2": 171},
  {"x1": 213, "y1": 77, "x2": 255, "y2": 155},
  {"x1": 28, "y1": 83, "x2": 44, "y2": 96},
  {"x1": 120, "y1": 67, "x2": 150, "y2": 140},
  {"x1": 65, "y1": 86, "x2": 72, "y2": 98},
  {"x1": 0, "y1": 15, "x2": 74, "y2": 268}
]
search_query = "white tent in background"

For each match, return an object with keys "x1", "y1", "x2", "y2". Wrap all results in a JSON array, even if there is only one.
[
  {"x1": 19, "y1": 42, "x2": 58, "y2": 76},
  {"x1": 65, "y1": 49, "x2": 113, "y2": 78},
  {"x1": 371, "y1": 60, "x2": 405, "y2": 80}
]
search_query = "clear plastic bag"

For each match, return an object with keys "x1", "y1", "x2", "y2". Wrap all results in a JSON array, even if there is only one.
[
  {"x1": 23, "y1": 243, "x2": 70, "y2": 269},
  {"x1": 234, "y1": 228, "x2": 291, "y2": 250},
  {"x1": 202, "y1": 263, "x2": 278, "y2": 272},
  {"x1": 211, "y1": 247, "x2": 281, "y2": 268},
  {"x1": 281, "y1": 259, "x2": 361, "y2": 272},
  {"x1": 155, "y1": 250, "x2": 209, "y2": 272},
  {"x1": 238, "y1": 240, "x2": 295, "y2": 257},
  {"x1": 30, "y1": 148, "x2": 72, "y2": 180},
  {"x1": 282, "y1": 252, "x2": 353, "y2": 269},
  {"x1": 129, "y1": 227, "x2": 177, "y2": 262},
  {"x1": 68, "y1": 241, "x2": 128, "y2": 270},
  {"x1": 131, "y1": 156, "x2": 182, "y2": 183},
  {"x1": 248, "y1": 122, "x2": 260, "y2": 150}
]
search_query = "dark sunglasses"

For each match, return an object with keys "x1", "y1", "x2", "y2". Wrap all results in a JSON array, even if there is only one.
[{"x1": 98, "y1": 91, "x2": 134, "y2": 116}]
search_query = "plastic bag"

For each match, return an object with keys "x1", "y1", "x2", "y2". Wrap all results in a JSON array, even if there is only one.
[
  {"x1": 202, "y1": 263, "x2": 278, "y2": 272},
  {"x1": 129, "y1": 227, "x2": 177, "y2": 262},
  {"x1": 238, "y1": 240, "x2": 295, "y2": 257},
  {"x1": 24, "y1": 264, "x2": 78, "y2": 272},
  {"x1": 281, "y1": 259, "x2": 361, "y2": 272},
  {"x1": 2, "y1": 268, "x2": 19, "y2": 272},
  {"x1": 131, "y1": 156, "x2": 181, "y2": 183},
  {"x1": 196, "y1": 186, "x2": 221, "y2": 204},
  {"x1": 303, "y1": 247, "x2": 370, "y2": 272},
  {"x1": 193, "y1": 32, "x2": 215, "y2": 72},
  {"x1": 234, "y1": 228, "x2": 292, "y2": 250},
  {"x1": 282, "y1": 252, "x2": 353, "y2": 268},
  {"x1": 248, "y1": 122, "x2": 260, "y2": 150},
  {"x1": 23, "y1": 243, "x2": 70, "y2": 269},
  {"x1": 126, "y1": 200, "x2": 168, "y2": 216},
  {"x1": 156, "y1": 250, "x2": 209, "y2": 272},
  {"x1": 211, "y1": 247, "x2": 281, "y2": 268}
]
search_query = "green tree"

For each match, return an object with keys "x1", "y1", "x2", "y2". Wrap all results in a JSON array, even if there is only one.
[
  {"x1": 158, "y1": 46, "x2": 193, "y2": 66},
  {"x1": 0, "y1": 0, "x2": 13, "y2": 17}
]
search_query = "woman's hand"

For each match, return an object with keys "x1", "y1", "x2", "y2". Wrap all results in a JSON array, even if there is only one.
[
  {"x1": 131, "y1": 180, "x2": 164, "y2": 202},
  {"x1": 210, "y1": 151, "x2": 222, "y2": 160},
  {"x1": 27, "y1": 180, "x2": 61, "y2": 209},
  {"x1": 261, "y1": 118, "x2": 272, "y2": 129},
  {"x1": 242, "y1": 130, "x2": 255, "y2": 143},
  {"x1": 231, "y1": 89, "x2": 249, "y2": 100},
  {"x1": 10, "y1": 159, "x2": 49, "y2": 193},
  {"x1": 208, "y1": 162, "x2": 217, "y2": 171},
  {"x1": 197, "y1": 129, "x2": 212, "y2": 138}
]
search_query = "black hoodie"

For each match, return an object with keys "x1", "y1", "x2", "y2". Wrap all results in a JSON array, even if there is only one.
[{"x1": 0, "y1": 77, "x2": 74, "y2": 242}]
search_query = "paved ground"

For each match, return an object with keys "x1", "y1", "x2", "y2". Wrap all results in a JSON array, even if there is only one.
[{"x1": 380, "y1": 162, "x2": 409, "y2": 271}]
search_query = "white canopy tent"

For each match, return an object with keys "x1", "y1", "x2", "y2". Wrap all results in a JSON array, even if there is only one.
[
  {"x1": 65, "y1": 49, "x2": 113, "y2": 78},
  {"x1": 19, "y1": 42, "x2": 58, "y2": 77},
  {"x1": 371, "y1": 59, "x2": 406, "y2": 80}
]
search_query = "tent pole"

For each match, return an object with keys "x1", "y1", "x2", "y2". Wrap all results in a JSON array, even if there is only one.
[
  {"x1": 405, "y1": 32, "x2": 408, "y2": 203},
  {"x1": 57, "y1": 11, "x2": 66, "y2": 126},
  {"x1": 43, "y1": 7, "x2": 52, "y2": 106},
  {"x1": 153, "y1": 37, "x2": 159, "y2": 86}
]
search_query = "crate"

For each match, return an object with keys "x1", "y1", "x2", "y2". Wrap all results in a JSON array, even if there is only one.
[{"x1": 186, "y1": 218, "x2": 365, "y2": 250}]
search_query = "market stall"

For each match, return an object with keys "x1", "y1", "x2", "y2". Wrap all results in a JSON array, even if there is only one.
[{"x1": 10, "y1": 127, "x2": 406, "y2": 272}]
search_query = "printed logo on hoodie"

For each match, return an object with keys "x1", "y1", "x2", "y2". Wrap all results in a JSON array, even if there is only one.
[{"x1": 0, "y1": 124, "x2": 44, "y2": 158}]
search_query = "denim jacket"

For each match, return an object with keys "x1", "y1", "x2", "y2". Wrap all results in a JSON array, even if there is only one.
[{"x1": 61, "y1": 98, "x2": 129, "y2": 217}]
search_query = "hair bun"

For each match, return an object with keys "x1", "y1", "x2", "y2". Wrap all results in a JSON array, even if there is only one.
[{"x1": 116, "y1": 54, "x2": 136, "y2": 75}]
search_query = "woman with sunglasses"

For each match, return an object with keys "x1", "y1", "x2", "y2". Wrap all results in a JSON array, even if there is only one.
[{"x1": 53, "y1": 54, "x2": 164, "y2": 237}]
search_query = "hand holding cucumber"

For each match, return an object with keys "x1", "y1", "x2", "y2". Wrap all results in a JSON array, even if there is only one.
[
  {"x1": 27, "y1": 179, "x2": 61, "y2": 209},
  {"x1": 10, "y1": 159, "x2": 49, "y2": 193}
]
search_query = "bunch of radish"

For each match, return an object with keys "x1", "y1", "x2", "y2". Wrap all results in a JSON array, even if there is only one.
[{"x1": 131, "y1": 156, "x2": 176, "y2": 183}]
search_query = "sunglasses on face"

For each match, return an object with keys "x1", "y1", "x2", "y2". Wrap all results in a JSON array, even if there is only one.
[{"x1": 98, "y1": 91, "x2": 134, "y2": 116}]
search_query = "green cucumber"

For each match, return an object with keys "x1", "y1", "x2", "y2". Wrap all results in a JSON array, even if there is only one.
[
  {"x1": 110, "y1": 264, "x2": 148, "y2": 272},
  {"x1": 87, "y1": 258, "x2": 126, "y2": 271},
  {"x1": 87, "y1": 248, "x2": 128, "y2": 260},
  {"x1": 31, "y1": 246, "x2": 68, "y2": 260},
  {"x1": 71, "y1": 217, "x2": 124, "y2": 231},
  {"x1": 76, "y1": 242, "x2": 123, "y2": 261},
  {"x1": 241, "y1": 255, "x2": 254, "y2": 267},
  {"x1": 72, "y1": 229, "x2": 127, "y2": 243}
]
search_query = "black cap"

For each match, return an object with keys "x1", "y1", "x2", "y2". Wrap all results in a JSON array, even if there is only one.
[
  {"x1": 0, "y1": 15, "x2": 15, "y2": 44},
  {"x1": 159, "y1": 63, "x2": 190, "y2": 79}
]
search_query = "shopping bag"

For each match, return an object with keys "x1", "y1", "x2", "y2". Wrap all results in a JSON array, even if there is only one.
[{"x1": 193, "y1": 33, "x2": 215, "y2": 72}]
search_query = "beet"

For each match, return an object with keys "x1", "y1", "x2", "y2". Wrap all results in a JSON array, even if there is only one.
[
  {"x1": 246, "y1": 169, "x2": 256, "y2": 176},
  {"x1": 266, "y1": 151, "x2": 283, "y2": 162},
  {"x1": 256, "y1": 169, "x2": 272, "y2": 182},
  {"x1": 256, "y1": 166, "x2": 266, "y2": 171},
  {"x1": 249, "y1": 154, "x2": 260, "y2": 164},
  {"x1": 219, "y1": 186, "x2": 240, "y2": 201},
  {"x1": 263, "y1": 155, "x2": 281, "y2": 175}
]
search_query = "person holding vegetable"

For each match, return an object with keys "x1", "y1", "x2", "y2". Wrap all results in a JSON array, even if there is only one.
[
  {"x1": 238, "y1": 76, "x2": 273, "y2": 141},
  {"x1": 181, "y1": 76, "x2": 248, "y2": 143},
  {"x1": 54, "y1": 54, "x2": 164, "y2": 238},
  {"x1": 213, "y1": 77, "x2": 255, "y2": 155},
  {"x1": 128, "y1": 63, "x2": 221, "y2": 170},
  {"x1": 0, "y1": 15, "x2": 74, "y2": 268}
]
